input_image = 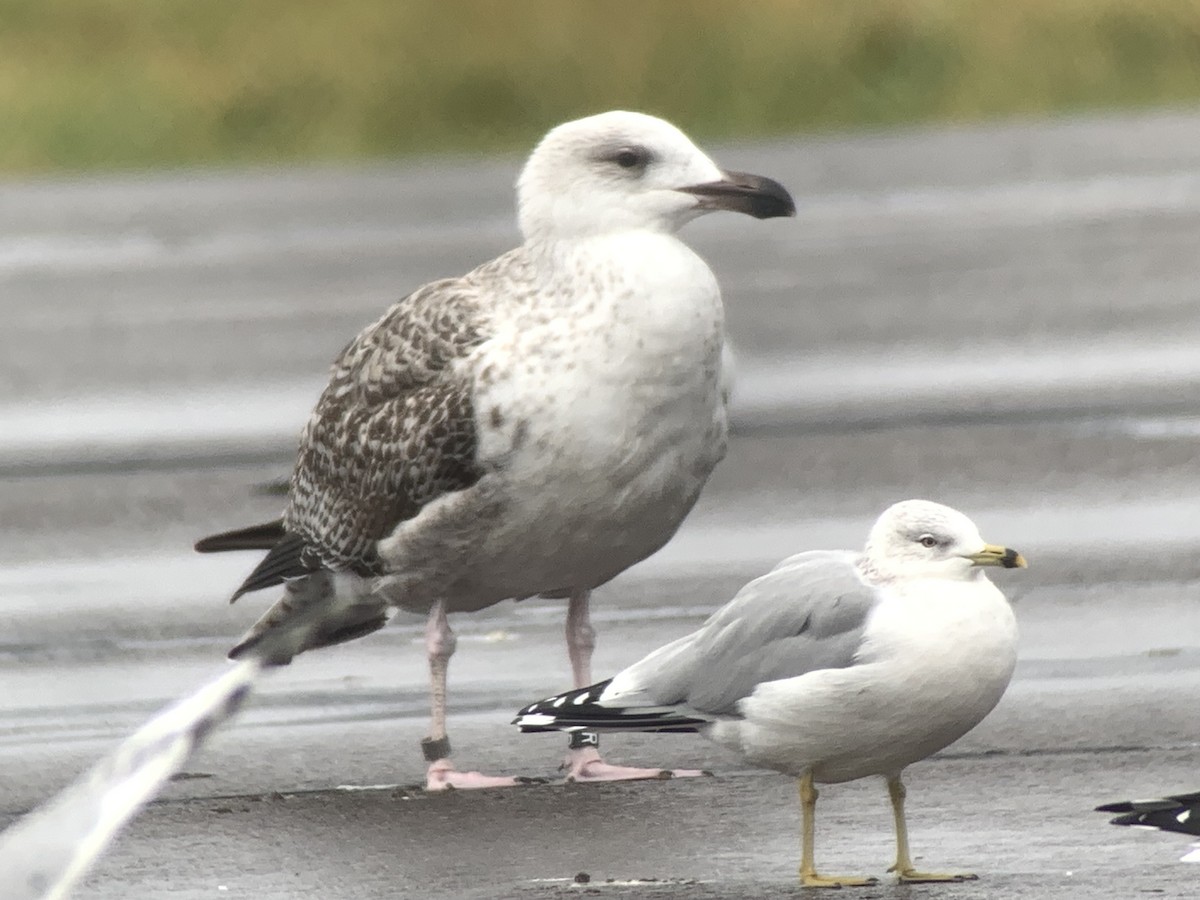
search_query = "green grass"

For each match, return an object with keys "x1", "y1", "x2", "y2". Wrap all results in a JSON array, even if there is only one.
[{"x1": 3, "y1": 0, "x2": 1200, "y2": 173}]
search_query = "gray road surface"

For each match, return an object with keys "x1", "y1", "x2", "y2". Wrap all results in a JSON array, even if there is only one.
[{"x1": 2, "y1": 110, "x2": 1200, "y2": 898}]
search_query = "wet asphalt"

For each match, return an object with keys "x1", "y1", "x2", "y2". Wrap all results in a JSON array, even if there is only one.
[{"x1": 2, "y1": 110, "x2": 1200, "y2": 897}]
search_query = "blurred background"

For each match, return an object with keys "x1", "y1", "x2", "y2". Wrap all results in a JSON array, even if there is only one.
[
  {"x1": 3, "y1": 2, "x2": 1200, "y2": 897},
  {"x1": 4, "y1": 0, "x2": 1200, "y2": 173}
]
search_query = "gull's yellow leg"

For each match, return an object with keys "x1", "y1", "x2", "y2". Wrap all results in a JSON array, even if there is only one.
[
  {"x1": 886, "y1": 775, "x2": 978, "y2": 883},
  {"x1": 798, "y1": 772, "x2": 879, "y2": 888}
]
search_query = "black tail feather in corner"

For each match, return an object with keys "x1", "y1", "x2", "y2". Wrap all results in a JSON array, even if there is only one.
[{"x1": 1097, "y1": 792, "x2": 1200, "y2": 836}]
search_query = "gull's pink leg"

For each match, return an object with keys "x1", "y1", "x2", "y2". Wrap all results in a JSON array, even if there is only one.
[
  {"x1": 560, "y1": 591, "x2": 706, "y2": 782},
  {"x1": 423, "y1": 600, "x2": 526, "y2": 791}
]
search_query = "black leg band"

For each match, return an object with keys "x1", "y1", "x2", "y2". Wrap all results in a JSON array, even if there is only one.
[
  {"x1": 568, "y1": 730, "x2": 600, "y2": 750},
  {"x1": 421, "y1": 736, "x2": 451, "y2": 762}
]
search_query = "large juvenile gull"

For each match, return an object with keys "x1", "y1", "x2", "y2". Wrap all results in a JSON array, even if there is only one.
[
  {"x1": 516, "y1": 499, "x2": 1026, "y2": 886},
  {"x1": 195, "y1": 110, "x2": 795, "y2": 790}
]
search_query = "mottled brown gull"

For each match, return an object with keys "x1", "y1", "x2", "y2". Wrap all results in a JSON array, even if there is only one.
[
  {"x1": 516, "y1": 499, "x2": 1026, "y2": 885},
  {"x1": 196, "y1": 110, "x2": 795, "y2": 789}
]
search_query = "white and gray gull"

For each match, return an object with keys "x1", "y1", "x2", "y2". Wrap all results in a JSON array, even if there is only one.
[
  {"x1": 515, "y1": 499, "x2": 1026, "y2": 886},
  {"x1": 195, "y1": 110, "x2": 795, "y2": 790}
]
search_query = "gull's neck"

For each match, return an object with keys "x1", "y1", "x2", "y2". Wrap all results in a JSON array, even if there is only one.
[
  {"x1": 522, "y1": 227, "x2": 695, "y2": 283},
  {"x1": 857, "y1": 555, "x2": 986, "y2": 587},
  {"x1": 524, "y1": 224, "x2": 682, "y2": 254},
  {"x1": 519, "y1": 207, "x2": 683, "y2": 246}
]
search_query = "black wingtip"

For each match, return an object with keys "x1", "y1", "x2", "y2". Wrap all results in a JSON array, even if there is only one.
[
  {"x1": 222, "y1": 532, "x2": 312, "y2": 602},
  {"x1": 252, "y1": 477, "x2": 291, "y2": 497},
  {"x1": 1095, "y1": 794, "x2": 1200, "y2": 836},
  {"x1": 512, "y1": 679, "x2": 709, "y2": 735},
  {"x1": 195, "y1": 519, "x2": 287, "y2": 554}
]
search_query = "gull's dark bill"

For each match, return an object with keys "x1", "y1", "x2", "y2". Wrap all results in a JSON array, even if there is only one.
[{"x1": 682, "y1": 170, "x2": 796, "y2": 219}]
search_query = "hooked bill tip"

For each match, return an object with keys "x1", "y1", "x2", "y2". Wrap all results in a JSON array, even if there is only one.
[{"x1": 1001, "y1": 548, "x2": 1027, "y2": 569}]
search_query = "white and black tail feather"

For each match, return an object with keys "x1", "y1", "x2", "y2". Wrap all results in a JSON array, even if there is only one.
[
  {"x1": 1097, "y1": 792, "x2": 1200, "y2": 836},
  {"x1": 1097, "y1": 791, "x2": 1200, "y2": 863},
  {"x1": 514, "y1": 680, "x2": 709, "y2": 735}
]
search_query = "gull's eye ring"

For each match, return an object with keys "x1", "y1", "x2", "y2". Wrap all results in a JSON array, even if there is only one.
[{"x1": 918, "y1": 534, "x2": 938, "y2": 549}]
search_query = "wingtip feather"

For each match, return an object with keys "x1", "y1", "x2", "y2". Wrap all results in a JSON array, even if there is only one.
[{"x1": 195, "y1": 520, "x2": 287, "y2": 554}]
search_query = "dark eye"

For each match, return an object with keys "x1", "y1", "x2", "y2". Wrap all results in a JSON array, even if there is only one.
[
  {"x1": 918, "y1": 534, "x2": 939, "y2": 549},
  {"x1": 613, "y1": 146, "x2": 648, "y2": 169}
]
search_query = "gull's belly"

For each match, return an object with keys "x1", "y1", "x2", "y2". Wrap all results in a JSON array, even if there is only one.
[
  {"x1": 378, "y1": 334, "x2": 727, "y2": 609},
  {"x1": 478, "y1": 377, "x2": 726, "y2": 595},
  {"x1": 462, "y1": 248, "x2": 727, "y2": 597},
  {"x1": 730, "y1": 593, "x2": 1018, "y2": 783}
]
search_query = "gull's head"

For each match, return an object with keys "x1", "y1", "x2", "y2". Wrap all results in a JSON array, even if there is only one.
[
  {"x1": 516, "y1": 110, "x2": 795, "y2": 242},
  {"x1": 863, "y1": 499, "x2": 1027, "y2": 582}
]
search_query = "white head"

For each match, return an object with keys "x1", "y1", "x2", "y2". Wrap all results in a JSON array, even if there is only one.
[
  {"x1": 516, "y1": 110, "x2": 794, "y2": 242},
  {"x1": 862, "y1": 499, "x2": 1027, "y2": 582}
]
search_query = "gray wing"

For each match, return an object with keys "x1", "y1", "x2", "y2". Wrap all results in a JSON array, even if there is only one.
[{"x1": 608, "y1": 550, "x2": 879, "y2": 716}]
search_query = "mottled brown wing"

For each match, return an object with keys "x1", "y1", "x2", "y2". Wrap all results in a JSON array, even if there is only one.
[{"x1": 283, "y1": 277, "x2": 490, "y2": 575}]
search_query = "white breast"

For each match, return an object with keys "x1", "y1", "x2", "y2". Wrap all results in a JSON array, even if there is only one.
[
  {"x1": 464, "y1": 231, "x2": 728, "y2": 594},
  {"x1": 730, "y1": 577, "x2": 1018, "y2": 783}
]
